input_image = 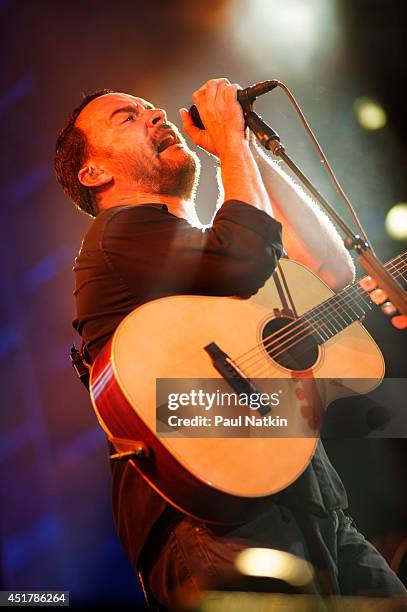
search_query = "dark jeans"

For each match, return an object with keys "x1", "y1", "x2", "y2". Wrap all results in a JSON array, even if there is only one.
[{"x1": 147, "y1": 504, "x2": 407, "y2": 609}]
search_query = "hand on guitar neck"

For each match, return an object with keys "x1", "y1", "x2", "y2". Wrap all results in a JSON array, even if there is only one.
[{"x1": 359, "y1": 276, "x2": 407, "y2": 330}]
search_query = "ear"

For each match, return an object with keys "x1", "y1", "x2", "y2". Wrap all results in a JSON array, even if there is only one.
[{"x1": 78, "y1": 165, "x2": 113, "y2": 188}]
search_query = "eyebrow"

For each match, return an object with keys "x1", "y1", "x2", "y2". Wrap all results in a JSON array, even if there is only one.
[{"x1": 109, "y1": 102, "x2": 154, "y2": 120}]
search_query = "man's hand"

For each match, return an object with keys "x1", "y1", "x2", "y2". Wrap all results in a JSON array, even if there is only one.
[
  {"x1": 179, "y1": 78, "x2": 246, "y2": 158},
  {"x1": 359, "y1": 276, "x2": 407, "y2": 330},
  {"x1": 181, "y1": 77, "x2": 272, "y2": 214}
]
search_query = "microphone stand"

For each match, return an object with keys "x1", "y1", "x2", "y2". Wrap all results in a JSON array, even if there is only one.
[{"x1": 244, "y1": 109, "x2": 407, "y2": 315}]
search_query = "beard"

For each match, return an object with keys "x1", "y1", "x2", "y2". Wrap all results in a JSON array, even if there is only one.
[
  {"x1": 142, "y1": 147, "x2": 200, "y2": 200},
  {"x1": 118, "y1": 130, "x2": 201, "y2": 200}
]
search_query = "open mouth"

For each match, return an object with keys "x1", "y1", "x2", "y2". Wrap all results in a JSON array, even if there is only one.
[{"x1": 157, "y1": 133, "x2": 178, "y2": 154}]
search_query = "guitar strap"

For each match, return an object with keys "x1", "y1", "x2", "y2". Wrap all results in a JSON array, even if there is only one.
[
  {"x1": 70, "y1": 342, "x2": 91, "y2": 391},
  {"x1": 273, "y1": 257, "x2": 298, "y2": 318}
]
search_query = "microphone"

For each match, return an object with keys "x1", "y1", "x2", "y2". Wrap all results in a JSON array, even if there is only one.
[{"x1": 188, "y1": 80, "x2": 279, "y2": 130}]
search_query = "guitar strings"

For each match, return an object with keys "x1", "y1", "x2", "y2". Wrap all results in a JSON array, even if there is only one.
[
  {"x1": 234, "y1": 253, "x2": 406, "y2": 368},
  {"x1": 240, "y1": 265, "x2": 406, "y2": 378},
  {"x1": 239, "y1": 264, "x2": 406, "y2": 376},
  {"x1": 234, "y1": 254, "x2": 406, "y2": 370},
  {"x1": 234, "y1": 251, "x2": 406, "y2": 369},
  {"x1": 232, "y1": 255, "x2": 406, "y2": 374},
  {"x1": 244, "y1": 268, "x2": 407, "y2": 378}
]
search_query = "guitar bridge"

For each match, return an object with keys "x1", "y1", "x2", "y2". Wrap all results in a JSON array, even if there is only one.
[{"x1": 204, "y1": 342, "x2": 271, "y2": 416}]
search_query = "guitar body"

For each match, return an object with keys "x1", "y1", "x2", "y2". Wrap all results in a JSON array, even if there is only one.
[{"x1": 90, "y1": 259, "x2": 384, "y2": 523}]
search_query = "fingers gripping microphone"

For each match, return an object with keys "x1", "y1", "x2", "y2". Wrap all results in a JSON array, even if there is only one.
[{"x1": 188, "y1": 80, "x2": 279, "y2": 129}]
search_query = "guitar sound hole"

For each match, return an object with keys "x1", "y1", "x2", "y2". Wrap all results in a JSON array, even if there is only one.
[{"x1": 262, "y1": 316, "x2": 319, "y2": 371}]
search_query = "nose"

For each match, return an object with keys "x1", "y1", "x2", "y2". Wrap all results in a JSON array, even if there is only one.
[{"x1": 145, "y1": 108, "x2": 167, "y2": 128}]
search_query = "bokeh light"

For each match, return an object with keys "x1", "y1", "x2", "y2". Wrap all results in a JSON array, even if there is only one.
[
  {"x1": 354, "y1": 97, "x2": 387, "y2": 130},
  {"x1": 385, "y1": 203, "x2": 407, "y2": 240},
  {"x1": 229, "y1": 0, "x2": 340, "y2": 74},
  {"x1": 236, "y1": 547, "x2": 314, "y2": 586}
]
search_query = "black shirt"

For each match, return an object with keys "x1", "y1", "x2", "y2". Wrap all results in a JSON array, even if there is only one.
[{"x1": 73, "y1": 200, "x2": 348, "y2": 570}]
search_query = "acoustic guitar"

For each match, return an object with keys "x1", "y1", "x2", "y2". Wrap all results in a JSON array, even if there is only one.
[{"x1": 90, "y1": 251, "x2": 406, "y2": 523}]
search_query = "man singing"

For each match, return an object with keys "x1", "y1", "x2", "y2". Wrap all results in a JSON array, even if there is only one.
[{"x1": 55, "y1": 79, "x2": 406, "y2": 608}]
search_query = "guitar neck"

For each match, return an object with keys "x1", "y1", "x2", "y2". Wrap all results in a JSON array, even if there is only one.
[{"x1": 301, "y1": 250, "x2": 407, "y2": 345}]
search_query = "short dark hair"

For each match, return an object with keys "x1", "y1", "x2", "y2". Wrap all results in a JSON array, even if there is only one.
[{"x1": 55, "y1": 89, "x2": 115, "y2": 217}]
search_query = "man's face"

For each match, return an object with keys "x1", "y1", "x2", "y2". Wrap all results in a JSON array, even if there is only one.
[{"x1": 76, "y1": 92, "x2": 199, "y2": 198}]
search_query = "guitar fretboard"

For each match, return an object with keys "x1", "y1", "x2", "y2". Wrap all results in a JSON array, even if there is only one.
[{"x1": 301, "y1": 252, "x2": 407, "y2": 345}]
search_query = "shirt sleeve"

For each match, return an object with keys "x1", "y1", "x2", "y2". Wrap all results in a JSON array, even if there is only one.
[{"x1": 101, "y1": 199, "x2": 283, "y2": 300}]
